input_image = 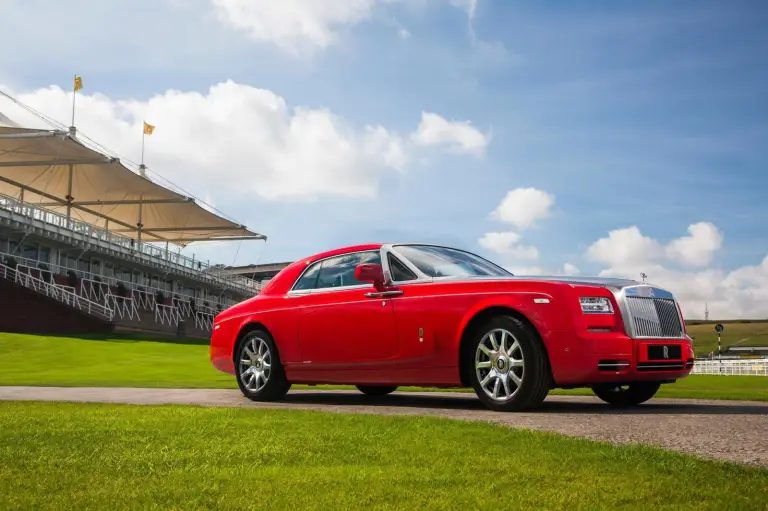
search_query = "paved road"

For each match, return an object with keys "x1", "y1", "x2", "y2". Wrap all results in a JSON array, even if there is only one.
[{"x1": 1, "y1": 386, "x2": 767, "y2": 468}]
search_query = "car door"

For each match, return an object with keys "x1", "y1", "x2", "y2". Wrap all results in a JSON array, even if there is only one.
[
  {"x1": 382, "y1": 251, "x2": 439, "y2": 364},
  {"x1": 295, "y1": 250, "x2": 400, "y2": 366}
]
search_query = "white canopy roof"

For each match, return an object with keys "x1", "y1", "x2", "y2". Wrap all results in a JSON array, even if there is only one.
[
  {"x1": 0, "y1": 125, "x2": 265, "y2": 246},
  {"x1": 0, "y1": 111, "x2": 20, "y2": 128}
]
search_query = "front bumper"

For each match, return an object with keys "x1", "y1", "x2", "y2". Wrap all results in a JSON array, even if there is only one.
[{"x1": 546, "y1": 329, "x2": 695, "y2": 387}]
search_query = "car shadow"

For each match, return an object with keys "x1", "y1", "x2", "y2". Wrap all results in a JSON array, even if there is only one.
[{"x1": 279, "y1": 390, "x2": 768, "y2": 416}]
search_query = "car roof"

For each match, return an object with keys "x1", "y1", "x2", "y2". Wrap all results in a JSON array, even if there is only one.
[{"x1": 302, "y1": 243, "x2": 385, "y2": 262}]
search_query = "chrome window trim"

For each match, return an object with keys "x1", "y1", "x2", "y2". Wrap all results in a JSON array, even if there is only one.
[
  {"x1": 286, "y1": 249, "x2": 382, "y2": 295},
  {"x1": 307, "y1": 283, "x2": 372, "y2": 295},
  {"x1": 382, "y1": 244, "x2": 434, "y2": 286},
  {"x1": 380, "y1": 245, "x2": 424, "y2": 285},
  {"x1": 383, "y1": 250, "x2": 418, "y2": 283},
  {"x1": 612, "y1": 284, "x2": 685, "y2": 340}
]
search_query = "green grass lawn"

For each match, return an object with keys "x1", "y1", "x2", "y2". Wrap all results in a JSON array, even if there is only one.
[
  {"x1": 1, "y1": 332, "x2": 766, "y2": 401},
  {"x1": 686, "y1": 321, "x2": 768, "y2": 356},
  {"x1": 0, "y1": 401, "x2": 766, "y2": 510}
]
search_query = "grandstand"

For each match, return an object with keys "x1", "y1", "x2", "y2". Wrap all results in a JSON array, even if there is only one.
[
  {"x1": 216, "y1": 261, "x2": 293, "y2": 283},
  {"x1": 0, "y1": 102, "x2": 266, "y2": 339}
]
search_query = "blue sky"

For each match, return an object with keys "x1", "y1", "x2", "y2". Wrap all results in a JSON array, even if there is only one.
[{"x1": 1, "y1": 0, "x2": 767, "y2": 311}]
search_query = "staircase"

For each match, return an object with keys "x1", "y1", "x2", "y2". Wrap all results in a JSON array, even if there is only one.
[
  {"x1": 0, "y1": 262, "x2": 114, "y2": 322},
  {"x1": 0, "y1": 263, "x2": 114, "y2": 335},
  {"x1": 0, "y1": 263, "x2": 213, "y2": 339}
]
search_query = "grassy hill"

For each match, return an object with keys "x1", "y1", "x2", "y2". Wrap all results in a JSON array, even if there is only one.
[{"x1": 685, "y1": 321, "x2": 768, "y2": 356}]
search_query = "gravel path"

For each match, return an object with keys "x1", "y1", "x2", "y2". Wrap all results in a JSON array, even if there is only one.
[{"x1": 2, "y1": 386, "x2": 767, "y2": 468}]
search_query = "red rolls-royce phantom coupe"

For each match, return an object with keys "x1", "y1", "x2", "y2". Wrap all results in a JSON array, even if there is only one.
[{"x1": 210, "y1": 243, "x2": 694, "y2": 411}]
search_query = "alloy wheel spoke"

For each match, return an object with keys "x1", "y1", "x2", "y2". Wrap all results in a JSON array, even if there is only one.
[
  {"x1": 502, "y1": 376, "x2": 511, "y2": 396},
  {"x1": 475, "y1": 328, "x2": 524, "y2": 402},
  {"x1": 240, "y1": 337, "x2": 272, "y2": 392},
  {"x1": 488, "y1": 332, "x2": 499, "y2": 350}
]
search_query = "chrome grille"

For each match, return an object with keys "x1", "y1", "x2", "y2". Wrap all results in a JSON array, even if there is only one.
[{"x1": 625, "y1": 297, "x2": 684, "y2": 338}]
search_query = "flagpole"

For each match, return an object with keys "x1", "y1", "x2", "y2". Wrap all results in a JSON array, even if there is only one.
[
  {"x1": 71, "y1": 73, "x2": 77, "y2": 127},
  {"x1": 141, "y1": 130, "x2": 145, "y2": 166}
]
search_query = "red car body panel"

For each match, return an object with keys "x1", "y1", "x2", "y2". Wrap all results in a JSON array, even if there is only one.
[{"x1": 210, "y1": 243, "x2": 694, "y2": 389}]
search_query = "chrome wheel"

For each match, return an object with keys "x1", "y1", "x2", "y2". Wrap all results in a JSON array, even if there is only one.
[
  {"x1": 238, "y1": 336, "x2": 272, "y2": 393},
  {"x1": 474, "y1": 327, "x2": 524, "y2": 402}
]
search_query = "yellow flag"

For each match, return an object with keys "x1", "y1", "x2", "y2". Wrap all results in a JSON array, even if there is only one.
[
  {"x1": 143, "y1": 121, "x2": 155, "y2": 135},
  {"x1": 74, "y1": 75, "x2": 83, "y2": 91}
]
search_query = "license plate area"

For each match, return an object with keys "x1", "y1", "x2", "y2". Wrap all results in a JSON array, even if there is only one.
[{"x1": 647, "y1": 344, "x2": 682, "y2": 361}]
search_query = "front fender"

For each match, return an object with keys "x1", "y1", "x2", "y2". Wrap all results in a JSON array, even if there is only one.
[
  {"x1": 210, "y1": 300, "x2": 303, "y2": 374},
  {"x1": 454, "y1": 291, "x2": 571, "y2": 346}
]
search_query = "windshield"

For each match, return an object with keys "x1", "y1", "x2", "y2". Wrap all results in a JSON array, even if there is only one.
[{"x1": 393, "y1": 245, "x2": 512, "y2": 278}]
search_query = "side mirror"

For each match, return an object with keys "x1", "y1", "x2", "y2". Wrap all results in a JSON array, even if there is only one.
[{"x1": 355, "y1": 263, "x2": 385, "y2": 289}]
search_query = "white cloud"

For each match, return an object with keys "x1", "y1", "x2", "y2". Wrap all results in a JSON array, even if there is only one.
[
  {"x1": 665, "y1": 221, "x2": 723, "y2": 267},
  {"x1": 411, "y1": 112, "x2": 489, "y2": 156},
  {"x1": 562, "y1": 262, "x2": 580, "y2": 276},
  {"x1": 489, "y1": 187, "x2": 555, "y2": 230},
  {"x1": 478, "y1": 187, "x2": 556, "y2": 268},
  {"x1": 448, "y1": 0, "x2": 478, "y2": 20},
  {"x1": 0, "y1": 80, "x2": 481, "y2": 203},
  {"x1": 586, "y1": 223, "x2": 768, "y2": 319},
  {"x1": 211, "y1": 0, "x2": 478, "y2": 54},
  {"x1": 504, "y1": 263, "x2": 580, "y2": 276},
  {"x1": 478, "y1": 231, "x2": 538, "y2": 260},
  {"x1": 211, "y1": 0, "x2": 376, "y2": 54},
  {"x1": 586, "y1": 225, "x2": 663, "y2": 268}
]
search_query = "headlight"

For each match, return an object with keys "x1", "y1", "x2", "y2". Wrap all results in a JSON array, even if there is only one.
[{"x1": 579, "y1": 297, "x2": 614, "y2": 314}]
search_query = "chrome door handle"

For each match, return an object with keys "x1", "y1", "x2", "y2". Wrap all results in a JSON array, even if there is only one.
[{"x1": 364, "y1": 290, "x2": 404, "y2": 298}]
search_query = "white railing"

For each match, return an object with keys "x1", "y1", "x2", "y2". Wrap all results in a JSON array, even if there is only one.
[
  {"x1": 106, "y1": 294, "x2": 141, "y2": 321},
  {"x1": 13, "y1": 261, "x2": 216, "y2": 332},
  {"x1": 0, "y1": 262, "x2": 114, "y2": 321},
  {"x1": 194, "y1": 311, "x2": 215, "y2": 331},
  {"x1": 172, "y1": 296, "x2": 194, "y2": 317},
  {"x1": 692, "y1": 359, "x2": 768, "y2": 376},
  {"x1": 0, "y1": 251, "x2": 237, "y2": 311},
  {"x1": 14, "y1": 264, "x2": 78, "y2": 304},
  {"x1": 196, "y1": 303, "x2": 217, "y2": 316},
  {"x1": 15, "y1": 263, "x2": 54, "y2": 285},
  {"x1": 154, "y1": 303, "x2": 181, "y2": 327},
  {"x1": 133, "y1": 288, "x2": 157, "y2": 311},
  {"x1": 79, "y1": 277, "x2": 110, "y2": 304},
  {"x1": 0, "y1": 192, "x2": 263, "y2": 296}
]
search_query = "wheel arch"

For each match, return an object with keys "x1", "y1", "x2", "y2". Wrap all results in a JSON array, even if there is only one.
[
  {"x1": 457, "y1": 305, "x2": 554, "y2": 387},
  {"x1": 232, "y1": 321, "x2": 274, "y2": 363}
]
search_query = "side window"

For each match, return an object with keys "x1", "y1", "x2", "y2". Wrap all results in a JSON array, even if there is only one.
[
  {"x1": 316, "y1": 251, "x2": 381, "y2": 289},
  {"x1": 292, "y1": 261, "x2": 321, "y2": 291},
  {"x1": 388, "y1": 254, "x2": 417, "y2": 281}
]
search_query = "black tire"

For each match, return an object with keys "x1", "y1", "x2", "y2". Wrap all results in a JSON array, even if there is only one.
[
  {"x1": 234, "y1": 328, "x2": 291, "y2": 401},
  {"x1": 355, "y1": 385, "x2": 398, "y2": 396},
  {"x1": 591, "y1": 382, "x2": 661, "y2": 407},
  {"x1": 466, "y1": 314, "x2": 551, "y2": 412}
]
